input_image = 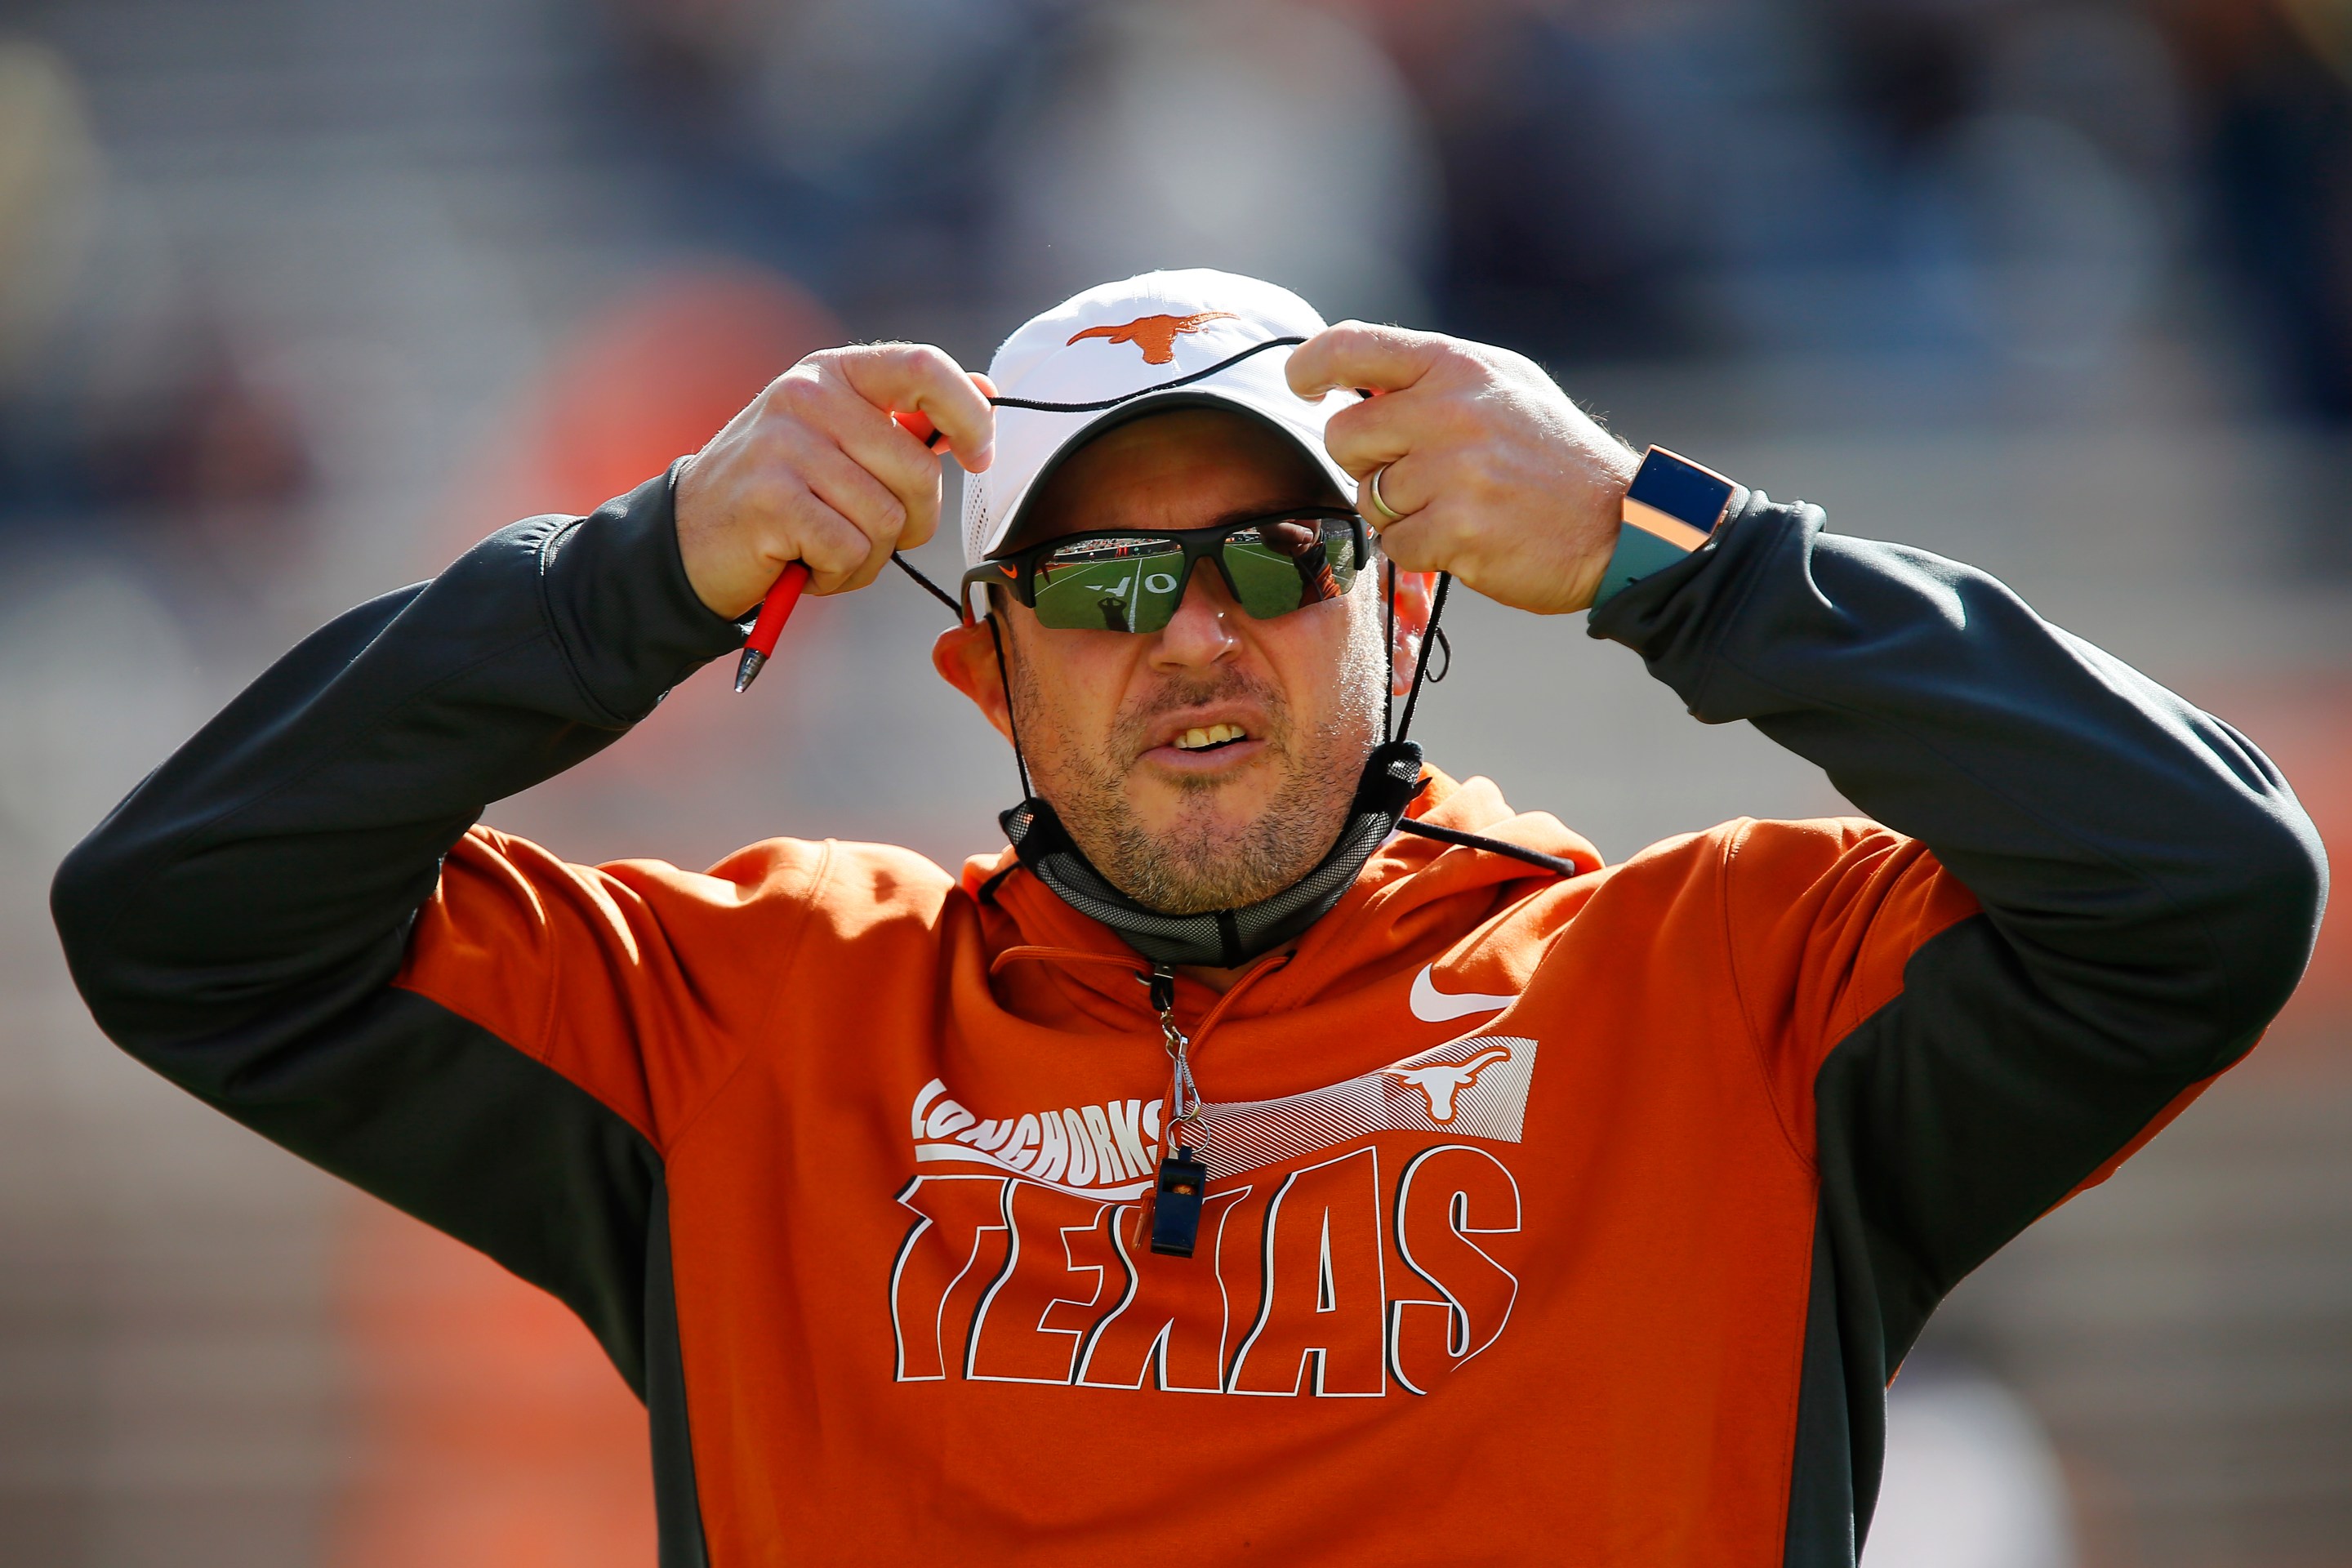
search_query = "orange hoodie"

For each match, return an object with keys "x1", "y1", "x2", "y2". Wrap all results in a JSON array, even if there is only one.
[
  {"x1": 400, "y1": 767, "x2": 1928, "y2": 1562},
  {"x1": 54, "y1": 475, "x2": 2326, "y2": 1566}
]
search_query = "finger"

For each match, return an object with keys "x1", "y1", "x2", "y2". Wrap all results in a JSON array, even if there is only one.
[
  {"x1": 768, "y1": 479, "x2": 880, "y2": 597},
  {"x1": 795, "y1": 439, "x2": 911, "y2": 592},
  {"x1": 852, "y1": 419, "x2": 944, "y2": 554},
  {"x1": 809, "y1": 392, "x2": 942, "y2": 553},
  {"x1": 1287, "y1": 321, "x2": 1450, "y2": 400},
  {"x1": 1358, "y1": 452, "x2": 1429, "y2": 529},
  {"x1": 896, "y1": 371, "x2": 996, "y2": 446},
  {"x1": 917, "y1": 364, "x2": 992, "y2": 451},
  {"x1": 838, "y1": 344, "x2": 996, "y2": 472},
  {"x1": 1366, "y1": 506, "x2": 1457, "y2": 577},
  {"x1": 911, "y1": 372, "x2": 999, "y2": 452},
  {"x1": 1319, "y1": 385, "x2": 1427, "y2": 479}
]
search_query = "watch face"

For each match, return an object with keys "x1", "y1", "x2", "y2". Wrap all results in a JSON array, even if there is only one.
[{"x1": 1628, "y1": 448, "x2": 1735, "y2": 535}]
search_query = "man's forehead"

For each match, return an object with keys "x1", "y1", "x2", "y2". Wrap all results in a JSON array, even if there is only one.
[{"x1": 1002, "y1": 405, "x2": 1343, "y2": 553}]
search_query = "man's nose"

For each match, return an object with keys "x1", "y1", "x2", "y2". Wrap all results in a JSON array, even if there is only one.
[{"x1": 1149, "y1": 562, "x2": 1241, "y2": 670}]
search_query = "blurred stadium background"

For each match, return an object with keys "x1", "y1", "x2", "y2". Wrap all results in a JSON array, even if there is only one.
[{"x1": 0, "y1": 0, "x2": 2347, "y2": 1564}]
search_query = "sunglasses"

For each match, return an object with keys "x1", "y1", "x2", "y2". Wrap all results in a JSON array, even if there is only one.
[{"x1": 961, "y1": 508, "x2": 1369, "y2": 634}]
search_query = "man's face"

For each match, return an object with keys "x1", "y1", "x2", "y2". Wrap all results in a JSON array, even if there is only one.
[{"x1": 946, "y1": 408, "x2": 1390, "y2": 915}]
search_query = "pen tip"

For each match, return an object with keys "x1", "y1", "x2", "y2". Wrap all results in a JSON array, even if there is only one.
[{"x1": 733, "y1": 648, "x2": 766, "y2": 693}]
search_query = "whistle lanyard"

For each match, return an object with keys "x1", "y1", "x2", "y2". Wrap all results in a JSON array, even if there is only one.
[
  {"x1": 1152, "y1": 968, "x2": 1202, "y2": 1130},
  {"x1": 1145, "y1": 964, "x2": 1210, "y2": 1257}
]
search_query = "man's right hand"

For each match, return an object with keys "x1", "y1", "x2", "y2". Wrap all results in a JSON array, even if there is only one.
[{"x1": 674, "y1": 344, "x2": 996, "y2": 617}]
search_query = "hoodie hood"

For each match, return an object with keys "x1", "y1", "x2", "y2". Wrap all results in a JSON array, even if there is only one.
[{"x1": 959, "y1": 765, "x2": 1601, "y2": 1037}]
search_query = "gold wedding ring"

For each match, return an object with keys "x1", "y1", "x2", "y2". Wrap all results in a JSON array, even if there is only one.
[{"x1": 1367, "y1": 462, "x2": 1405, "y2": 523}]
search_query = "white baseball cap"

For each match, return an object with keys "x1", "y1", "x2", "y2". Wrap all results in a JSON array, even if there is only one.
[{"x1": 960, "y1": 268, "x2": 1357, "y2": 567}]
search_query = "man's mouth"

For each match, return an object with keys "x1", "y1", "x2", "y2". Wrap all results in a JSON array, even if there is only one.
[
  {"x1": 1170, "y1": 723, "x2": 1250, "y2": 753},
  {"x1": 1132, "y1": 693, "x2": 1276, "y2": 773}
]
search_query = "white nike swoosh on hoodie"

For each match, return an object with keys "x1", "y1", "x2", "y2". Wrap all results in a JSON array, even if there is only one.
[{"x1": 1409, "y1": 964, "x2": 1518, "y2": 1023}]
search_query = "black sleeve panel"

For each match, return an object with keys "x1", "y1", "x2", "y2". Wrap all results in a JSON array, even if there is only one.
[
  {"x1": 49, "y1": 471, "x2": 746, "y2": 1363},
  {"x1": 1780, "y1": 1222, "x2": 1857, "y2": 1568},
  {"x1": 1594, "y1": 494, "x2": 2325, "y2": 1279},
  {"x1": 1591, "y1": 496, "x2": 2328, "y2": 1559},
  {"x1": 648, "y1": 1177, "x2": 714, "y2": 1568},
  {"x1": 54, "y1": 470, "x2": 744, "y2": 1048},
  {"x1": 135, "y1": 979, "x2": 715, "y2": 1566},
  {"x1": 192, "y1": 982, "x2": 662, "y2": 1389}
]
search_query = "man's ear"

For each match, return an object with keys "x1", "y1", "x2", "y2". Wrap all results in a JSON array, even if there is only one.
[
  {"x1": 933, "y1": 618, "x2": 1017, "y2": 745},
  {"x1": 1387, "y1": 569, "x2": 1436, "y2": 697}
]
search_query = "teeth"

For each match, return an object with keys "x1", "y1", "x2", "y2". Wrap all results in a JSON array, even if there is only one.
[{"x1": 1173, "y1": 723, "x2": 1247, "y2": 751}]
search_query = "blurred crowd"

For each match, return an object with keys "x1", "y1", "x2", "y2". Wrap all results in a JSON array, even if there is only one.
[
  {"x1": 2, "y1": 0, "x2": 2350, "y2": 554},
  {"x1": 604, "y1": 0, "x2": 2352, "y2": 391},
  {"x1": 0, "y1": 4, "x2": 2347, "y2": 1568}
]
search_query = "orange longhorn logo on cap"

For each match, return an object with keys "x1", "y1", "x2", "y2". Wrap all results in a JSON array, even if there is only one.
[{"x1": 1067, "y1": 311, "x2": 1238, "y2": 366}]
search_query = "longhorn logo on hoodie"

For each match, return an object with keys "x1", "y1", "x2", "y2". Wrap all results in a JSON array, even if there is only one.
[
  {"x1": 890, "y1": 1032, "x2": 1538, "y2": 1398},
  {"x1": 1384, "y1": 1046, "x2": 1513, "y2": 1123}
]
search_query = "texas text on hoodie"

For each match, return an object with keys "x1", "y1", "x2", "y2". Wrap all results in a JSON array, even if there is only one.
[{"x1": 52, "y1": 471, "x2": 2326, "y2": 1566}]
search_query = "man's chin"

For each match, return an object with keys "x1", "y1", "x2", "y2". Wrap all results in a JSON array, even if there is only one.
[
  {"x1": 1117, "y1": 846, "x2": 1312, "y2": 917},
  {"x1": 1124, "y1": 775, "x2": 1276, "y2": 833},
  {"x1": 1048, "y1": 742, "x2": 1364, "y2": 915},
  {"x1": 1098, "y1": 792, "x2": 1339, "y2": 915}
]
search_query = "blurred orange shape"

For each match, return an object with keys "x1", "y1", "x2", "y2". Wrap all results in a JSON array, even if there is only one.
[
  {"x1": 330, "y1": 1196, "x2": 657, "y2": 1568},
  {"x1": 455, "y1": 261, "x2": 844, "y2": 552}
]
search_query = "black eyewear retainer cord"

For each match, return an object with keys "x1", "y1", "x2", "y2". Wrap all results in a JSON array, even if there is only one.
[
  {"x1": 891, "y1": 542, "x2": 1552, "y2": 878},
  {"x1": 902, "y1": 332, "x2": 1320, "y2": 617},
  {"x1": 890, "y1": 334, "x2": 1557, "y2": 882}
]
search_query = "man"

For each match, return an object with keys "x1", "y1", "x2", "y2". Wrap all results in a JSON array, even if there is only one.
[{"x1": 52, "y1": 270, "x2": 2325, "y2": 1565}]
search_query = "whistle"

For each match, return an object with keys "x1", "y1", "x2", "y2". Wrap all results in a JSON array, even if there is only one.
[{"x1": 1149, "y1": 1145, "x2": 1209, "y2": 1258}]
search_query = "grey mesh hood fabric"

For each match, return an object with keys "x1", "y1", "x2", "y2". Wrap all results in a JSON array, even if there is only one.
[{"x1": 997, "y1": 742, "x2": 1428, "y2": 969}]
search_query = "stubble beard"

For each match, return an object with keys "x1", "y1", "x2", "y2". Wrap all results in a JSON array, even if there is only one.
[{"x1": 1008, "y1": 609, "x2": 1388, "y2": 916}]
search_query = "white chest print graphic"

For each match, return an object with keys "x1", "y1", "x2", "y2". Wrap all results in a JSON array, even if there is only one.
[
  {"x1": 1187, "y1": 1035, "x2": 1539, "y2": 1178},
  {"x1": 1383, "y1": 1046, "x2": 1514, "y2": 1123},
  {"x1": 1407, "y1": 963, "x2": 1520, "y2": 1022},
  {"x1": 910, "y1": 1080, "x2": 1161, "y2": 1198},
  {"x1": 890, "y1": 1034, "x2": 1538, "y2": 1399}
]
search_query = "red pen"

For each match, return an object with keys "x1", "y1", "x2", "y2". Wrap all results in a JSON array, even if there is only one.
[
  {"x1": 733, "y1": 561, "x2": 809, "y2": 693},
  {"x1": 732, "y1": 404, "x2": 968, "y2": 695}
]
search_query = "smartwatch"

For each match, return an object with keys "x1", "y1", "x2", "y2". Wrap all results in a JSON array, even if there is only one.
[{"x1": 1591, "y1": 447, "x2": 1740, "y2": 610}]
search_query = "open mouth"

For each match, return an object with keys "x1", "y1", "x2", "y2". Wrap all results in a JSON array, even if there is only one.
[{"x1": 1169, "y1": 723, "x2": 1250, "y2": 754}]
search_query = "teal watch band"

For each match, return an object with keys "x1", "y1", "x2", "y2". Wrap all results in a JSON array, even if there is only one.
[{"x1": 1591, "y1": 447, "x2": 1739, "y2": 610}]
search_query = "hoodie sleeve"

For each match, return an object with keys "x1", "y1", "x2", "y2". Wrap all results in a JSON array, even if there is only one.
[
  {"x1": 1589, "y1": 492, "x2": 2327, "y2": 1352},
  {"x1": 48, "y1": 470, "x2": 759, "y2": 1396}
]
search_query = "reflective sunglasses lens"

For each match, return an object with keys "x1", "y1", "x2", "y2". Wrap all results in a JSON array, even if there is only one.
[
  {"x1": 1031, "y1": 537, "x2": 1187, "y2": 632},
  {"x1": 1222, "y1": 519, "x2": 1358, "y2": 620}
]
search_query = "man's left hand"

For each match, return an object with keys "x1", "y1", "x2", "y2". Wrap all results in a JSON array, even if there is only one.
[{"x1": 1288, "y1": 323, "x2": 1637, "y2": 615}]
